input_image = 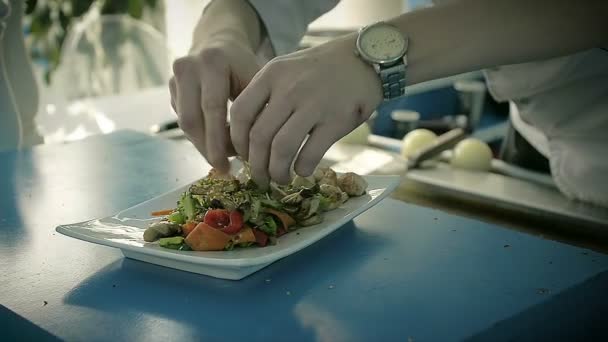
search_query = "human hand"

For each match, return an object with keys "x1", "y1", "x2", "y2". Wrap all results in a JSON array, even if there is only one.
[
  {"x1": 230, "y1": 35, "x2": 383, "y2": 187},
  {"x1": 170, "y1": 38, "x2": 260, "y2": 172}
]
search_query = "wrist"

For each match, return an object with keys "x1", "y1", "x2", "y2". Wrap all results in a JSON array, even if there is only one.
[
  {"x1": 191, "y1": 0, "x2": 262, "y2": 55},
  {"x1": 190, "y1": 30, "x2": 253, "y2": 55}
]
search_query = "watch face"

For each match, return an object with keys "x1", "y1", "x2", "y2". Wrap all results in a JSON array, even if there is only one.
[{"x1": 357, "y1": 23, "x2": 407, "y2": 64}]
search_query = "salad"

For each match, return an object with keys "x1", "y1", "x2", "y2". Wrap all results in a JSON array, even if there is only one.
[{"x1": 143, "y1": 167, "x2": 368, "y2": 251}]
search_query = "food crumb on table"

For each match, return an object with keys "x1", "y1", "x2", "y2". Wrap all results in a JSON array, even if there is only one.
[
  {"x1": 265, "y1": 279, "x2": 271, "y2": 283},
  {"x1": 503, "y1": 244, "x2": 511, "y2": 248},
  {"x1": 536, "y1": 288, "x2": 550, "y2": 294},
  {"x1": 328, "y1": 285, "x2": 335, "y2": 289},
  {"x1": 43, "y1": 301, "x2": 48, "y2": 306},
  {"x1": 286, "y1": 291, "x2": 291, "y2": 296}
]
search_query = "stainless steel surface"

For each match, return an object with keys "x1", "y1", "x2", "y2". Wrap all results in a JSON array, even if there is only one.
[{"x1": 406, "y1": 163, "x2": 608, "y2": 228}]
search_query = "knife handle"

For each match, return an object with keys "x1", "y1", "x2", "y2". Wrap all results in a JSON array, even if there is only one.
[{"x1": 408, "y1": 128, "x2": 467, "y2": 168}]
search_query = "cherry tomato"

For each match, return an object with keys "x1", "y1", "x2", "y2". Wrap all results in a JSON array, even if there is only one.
[
  {"x1": 204, "y1": 209, "x2": 244, "y2": 234},
  {"x1": 252, "y1": 228, "x2": 269, "y2": 247}
]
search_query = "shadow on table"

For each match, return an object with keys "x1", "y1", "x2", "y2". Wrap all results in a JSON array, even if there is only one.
[
  {"x1": 1, "y1": 305, "x2": 62, "y2": 342},
  {"x1": 465, "y1": 270, "x2": 608, "y2": 342},
  {"x1": 63, "y1": 221, "x2": 391, "y2": 339},
  {"x1": 0, "y1": 151, "x2": 36, "y2": 246}
]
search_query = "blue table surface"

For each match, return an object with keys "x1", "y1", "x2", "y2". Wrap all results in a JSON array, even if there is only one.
[{"x1": 1, "y1": 131, "x2": 607, "y2": 342}]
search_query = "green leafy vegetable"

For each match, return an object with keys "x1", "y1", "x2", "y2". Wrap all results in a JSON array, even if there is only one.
[
  {"x1": 168, "y1": 211, "x2": 185, "y2": 224},
  {"x1": 258, "y1": 216, "x2": 278, "y2": 236},
  {"x1": 251, "y1": 198, "x2": 262, "y2": 221},
  {"x1": 159, "y1": 236, "x2": 185, "y2": 250},
  {"x1": 179, "y1": 193, "x2": 197, "y2": 221},
  {"x1": 224, "y1": 241, "x2": 235, "y2": 251},
  {"x1": 260, "y1": 198, "x2": 282, "y2": 209},
  {"x1": 317, "y1": 195, "x2": 332, "y2": 211}
]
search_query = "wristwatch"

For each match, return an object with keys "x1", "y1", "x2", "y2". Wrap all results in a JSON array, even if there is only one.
[{"x1": 355, "y1": 22, "x2": 409, "y2": 101}]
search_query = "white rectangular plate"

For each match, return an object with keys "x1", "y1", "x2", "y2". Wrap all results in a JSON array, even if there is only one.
[{"x1": 57, "y1": 175, "x2": 400, "y2": 280}]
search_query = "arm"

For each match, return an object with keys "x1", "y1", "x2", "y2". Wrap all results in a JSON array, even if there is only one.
[
  {"x1": 189, "y1": 0, "x2": 262, "y2": 54},
  {"x1": 170, "y1": 0, "x2": 338, "y2": 172},
  {"x1": 392, "y1": 0, "x2": 608, "y2": 86},
  {"x1": 229, "y1": 0, "x2": 608, "y2": 186}
]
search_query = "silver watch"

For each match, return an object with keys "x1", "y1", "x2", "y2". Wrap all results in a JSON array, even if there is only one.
[{"x1": 355, "y1": 22, "x2": 409, "y2": 101}]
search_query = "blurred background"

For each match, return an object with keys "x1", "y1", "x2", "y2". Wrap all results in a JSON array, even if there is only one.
[{"x1": 23, "y1": 0, "x2": 509, "y2": 149}]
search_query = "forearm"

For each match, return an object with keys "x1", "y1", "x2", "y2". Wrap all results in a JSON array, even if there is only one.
[
  {"x1": 393, "y1": 0, "x2": 608, "y2": 85},
  {"x1": 190, "y1": 0, "x2": 263, "y2": 53}
]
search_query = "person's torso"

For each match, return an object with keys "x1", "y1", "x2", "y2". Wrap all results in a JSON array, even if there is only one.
[{"x1": 484, "y1": 49, "x2": 608, "y2": 206}]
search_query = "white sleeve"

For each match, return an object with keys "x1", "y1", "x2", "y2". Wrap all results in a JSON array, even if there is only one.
[{"x1": 247, "y1": 0, "x2": 340, "y2": 55}]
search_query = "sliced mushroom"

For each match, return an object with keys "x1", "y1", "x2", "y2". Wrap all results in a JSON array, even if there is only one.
[
  {"x1": 312, "y1": 168, "x2": 326, "y2": 182},
  {"x1": 319, "y1": 184, "x2": 349, "y2": 210},
  {"x1": 320, "y1": 184, "x2": 348, "y2": 203},
  {"x1": 318, "y1": 168, "x2": 338, "y2": 187},
  {"x1": 338, "y1": 172, "x2": 368, "y2": 196},
  {"x1": 143, "y1": 221, "x2": 182, "y2": 242}
]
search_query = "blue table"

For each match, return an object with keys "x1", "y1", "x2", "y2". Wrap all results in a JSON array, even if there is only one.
[{"x1": 2, "y1": 131, "x2": 607, "y2": 341}]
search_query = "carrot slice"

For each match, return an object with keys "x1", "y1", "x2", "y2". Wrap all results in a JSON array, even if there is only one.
[
  {"x1": 264, "y1": 208, "x2": 296, "y2": 230},
  {"x1": 185, "y1": 222, "x2": 232, "y2": 251},
  {"x1": 151, "y1": 209, "x2": 174, "y2": 217},
  {"x1": 182, "y1": 221, "x2": 197, "y2": 237}
]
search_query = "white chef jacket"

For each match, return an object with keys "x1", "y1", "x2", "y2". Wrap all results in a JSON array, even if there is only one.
[{"x1": 246, "y1": 0, "x2": 608, "y2": 207}]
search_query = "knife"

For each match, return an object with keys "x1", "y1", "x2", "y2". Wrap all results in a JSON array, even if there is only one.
[{"x1": 406, "y1": 128, "x2": 467, "y2": 169}]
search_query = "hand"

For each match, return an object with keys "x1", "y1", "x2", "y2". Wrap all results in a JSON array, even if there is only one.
[
  {"x1": 230, "y1": 35, "x2": 383, "y2": 187},
  {"x1": 170, "y1": 38, "x2": 260, "y2": 172}
]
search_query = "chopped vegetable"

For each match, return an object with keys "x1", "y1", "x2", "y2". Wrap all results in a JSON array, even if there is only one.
[
  {"x1": 179, "y1": 193, "x2": 197, "y2": 221},
  {"x1": 151, "y1": 209, "x2": 174, "y2": 217},
  {"x1": 143, "y1": 221, "x2": 182, "y2": 242},
  {"x1": 149, "y1": 167, "x2": 366, "y2": 251},
  {"x1": 182, "y1": 221, "x2": 197, "y2": 237},
  {"x1": 258, "y1": 216, "x2": 278, "y2": 236},
  {"x1": 251, "y1": 199, "x2": 262, "y2": 221},
  {"x1": 231, "y1": 226, "x2": 256, "y2": 245},
  {"x1": 159, "y1": 236, "x2": 185, "y2": 250},
  {"x1": 253, "y1": 229, "x2": 269, "y2": 247},
  {"x1": 265, "y1": 208, "x2": 296, "y2": 231},
  {"x1": 168, "y1": 211, "x2": 185, "y2": 224},
  {"x1": 185, "y1": 222, "x2": 232, "y2": 251},
  {"x1": 203, "y1": 209, "x2": 244, "y2": 234}
]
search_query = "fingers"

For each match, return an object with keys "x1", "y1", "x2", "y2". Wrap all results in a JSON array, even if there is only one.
[
  {"x1": 229, "y1": 71, "x2": 271, "y2": 160},
  {"x1": 295, "y1": 123, "x2": 348, "y2": 177},
  {"x1": 247, "y1": 100, "x2": 294, "y2": 188},
  {"x1": 268, "y1": 111, "x2": 315, "y2": 184},
  {"x1": 173, "y1": 58, "x2": 206, "y2": 157},
  {"x1": 201, "y1": 66, "x2": 231, "y2": 172}
]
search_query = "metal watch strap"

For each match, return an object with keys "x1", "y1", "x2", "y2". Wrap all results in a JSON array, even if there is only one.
[{"x1": 379, "y1": 62, "x2": 406, "y2": 100}]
